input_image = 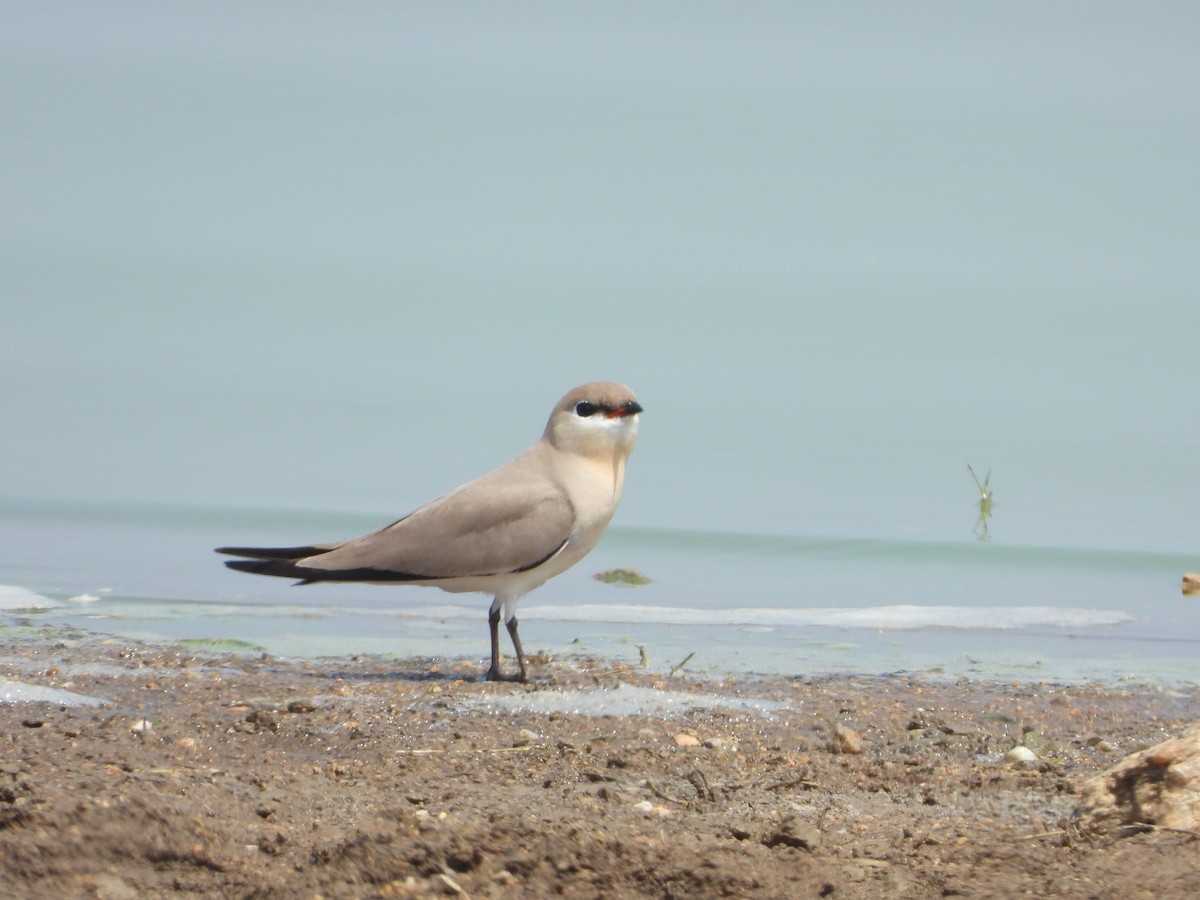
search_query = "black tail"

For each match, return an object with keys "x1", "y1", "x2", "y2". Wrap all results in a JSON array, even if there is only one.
[
  {"x1": 215, "y1": 545, "x2": 330, "y2": 560},
  {"x1": 218, "y1": 544, "x2": 429, "y2": 585},
  {"x1": 222, "y1": 557, "x2": 311, "y2": 580},
  {"x1": 216, "y1": 544, "x2": 336, "y2": 584}
]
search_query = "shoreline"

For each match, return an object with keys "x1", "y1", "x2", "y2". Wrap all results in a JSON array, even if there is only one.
[
  {"x1": 9, "y1": 601, "x2": 1200, "y2": 692},
  {"x1": 3, "y1": 624, "x2": 1200, "y2": 896}
]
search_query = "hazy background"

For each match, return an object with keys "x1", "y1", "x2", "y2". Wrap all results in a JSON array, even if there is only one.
[{"x1": 4, "y1": 2, "x2": 1198, "y2": 554}]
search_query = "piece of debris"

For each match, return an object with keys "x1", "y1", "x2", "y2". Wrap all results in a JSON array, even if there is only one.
[
  {"x1": 1076, "y1": 721, "x2": 1200, "y2": 833},
  {"x1": 593, "y1": 568, "x2": 652, "y2": 586},
  {"x1": 830, "y1": 723, "x2": 864, "y2": 755}
]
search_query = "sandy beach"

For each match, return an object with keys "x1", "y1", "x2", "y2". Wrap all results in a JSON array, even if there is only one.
[{"x1": 2, "y1": 624, "x2": 1199, "y2": 898}]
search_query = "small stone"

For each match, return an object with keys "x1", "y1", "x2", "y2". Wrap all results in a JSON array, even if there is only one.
[
  {"x1": 256, "y1": 834, "x2": 282, "y2": 855},
  {"x1": 493, "y1": 869, "x2": 518, "y2": 887},
  {"x1": 674, "y1": 733, "x2": 700, "y2": 748},
  {"x1": 86, "y1": 873, "x2": 138, "y2": 900},
  {"x1": 596, "y1": 785, "x2": 626, "y2": 803},
  {"x1": 1005, "y1": 745, "x2": 1038, "y2": 764},
  {"x1": 246, "y1": 710, "x2": 279, "y2": 733},
  {"x1": 632, "y1": 800, "x2": 670, "y2": 817},
  {"x1": 830, "y1": 723, "x2": 864, "y2": 755},
  {"x1": 728, "y1": 822, "x2": 756, "y2": 841},
  {"x1": 437, "y1": 872, "x2": 466, "y2": 895}
]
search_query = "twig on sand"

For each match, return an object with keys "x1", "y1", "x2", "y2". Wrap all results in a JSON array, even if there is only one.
[
  {"x1": 437, "y1": 872, "x2": 470, "y2": 897},
  {"x1": 1019, "y1": 829, "x2": 1070, "y2": 841},
  {"x1": 1021, "y1": 822, "x2": 1200, "y2": 842},
  {"x1": 764, "y1": 777, "x2": 822, "y2": 792},
  {"x1": 669, "y1": 652, "x2": 696, "y2": 677},
  {"x1": 1116, "y1": 822, "x2": 1200, "y2": 840},
  {"x1": 646, "y1": 779, "x2": 690, "y2": 806},
  {"x1": 579, "y1": 646, "x2": 651, "y2": 679},
  {"x1": 395, "y1": 745, "x2": 538, "y2": 756}
]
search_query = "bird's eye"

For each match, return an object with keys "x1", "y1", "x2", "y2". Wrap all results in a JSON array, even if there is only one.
[{"x1": 575, "y1": 401, "x2": 600, "y2": 417}]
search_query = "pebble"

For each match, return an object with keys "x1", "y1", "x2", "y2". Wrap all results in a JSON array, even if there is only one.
[
  {"x1": 87, "y1": 873, "x2": 138, "y2": 900},
  {"x1": 1005, "y1": 745, "x2": 1038, "y2": 764},
  {"x1": 1086, "y1": 736, "x2": 1116, "y2": 753},
  {"x1": 633, "y1": 800, "x2": 671, "y2": 817},
  {"x1": 673, "y1": 733, "x2": 700, "y2": 748},
  {"x1": 436, "y1": 873, "x2": 466, "y2": 895},
  {"x1": 830, "y1": 723, "x2": 864, "y2": 755},
  {"x1": 246, "y1": 709, "x2": 279, "y2": 733},
  {"x1": 516, "y1": 728, "x2": 541, "y2": 745}
]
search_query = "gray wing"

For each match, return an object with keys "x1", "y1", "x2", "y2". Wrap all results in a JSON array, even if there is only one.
[
  {"x1": 305, "y1": 469, "x2": 574, "y2": 580},
  {"x1": 219, "y1": 445, "x2": 574, "y2": 583}
]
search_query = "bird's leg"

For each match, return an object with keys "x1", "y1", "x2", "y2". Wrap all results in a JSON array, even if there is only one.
[
  {"x1": 486, "y1": 605, "x2": 506, "y2": 681},
  {"x1": 506, "y1": 616, "x2": 529, "y2": 683},
  {"x1": 485, "y1": 603, "x2": 526, "y2": 682}
]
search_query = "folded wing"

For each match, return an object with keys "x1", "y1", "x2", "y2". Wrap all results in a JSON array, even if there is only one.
[{"x1": 216, "y1": 456, "x2": 575, "y2": 584}]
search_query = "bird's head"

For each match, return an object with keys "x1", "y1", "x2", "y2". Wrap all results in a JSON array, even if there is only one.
[{"x1": 544, "y1": 382, "x2": 642, "y2": 460}]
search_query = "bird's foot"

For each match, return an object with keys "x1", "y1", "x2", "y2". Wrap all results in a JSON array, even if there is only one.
[{"x1": 484, "y1": 665, "x2": 527, "y2": 683}]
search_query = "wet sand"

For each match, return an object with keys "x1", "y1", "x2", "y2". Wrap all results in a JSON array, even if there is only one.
[{"x1": 2, "y1": 624, "x2": 1199, "y2": 898}]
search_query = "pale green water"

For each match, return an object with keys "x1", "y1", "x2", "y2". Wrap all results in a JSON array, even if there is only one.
[{"x1": 2, "y1": 6, "x2": 1198, "y2": 681}]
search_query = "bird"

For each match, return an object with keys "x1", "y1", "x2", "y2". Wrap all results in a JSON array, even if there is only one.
[{"x1": 216, "y1": 381, "x2": 643, "y2": 682}]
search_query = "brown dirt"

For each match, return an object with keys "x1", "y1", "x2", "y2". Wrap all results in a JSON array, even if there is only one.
[{"x1": 2, "y1": 626, "x2": 1199, "y2": 898}]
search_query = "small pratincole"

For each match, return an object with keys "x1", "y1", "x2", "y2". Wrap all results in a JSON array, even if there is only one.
[{"x1": 217, "y1": 382, "x2": 643, "y2": 682}]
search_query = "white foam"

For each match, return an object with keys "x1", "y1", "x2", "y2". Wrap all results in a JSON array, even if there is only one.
[
  {"x1": 520, "y1": 603, "x2": 1135, "y2": 631},
  {"x1": 163, "y1": 599, "x2": 1134, "y2": 634},
  {"x1": 362, "y1": 602, "x2": 1135, "y2": 632},
  {"x1": 0, "y1": 678, "x2": 108, "y2": 706},
  {"x1": 0, "y1": 585, "x2": 58, "y2": 610},
  {"x1": 461, "y1": 682, "x2": 785, "y2": 718}
]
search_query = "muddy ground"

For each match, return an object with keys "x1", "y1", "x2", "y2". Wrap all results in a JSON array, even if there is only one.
[{"x1": 2, "y1": 626, "x2": 1199, "y2": 898}]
